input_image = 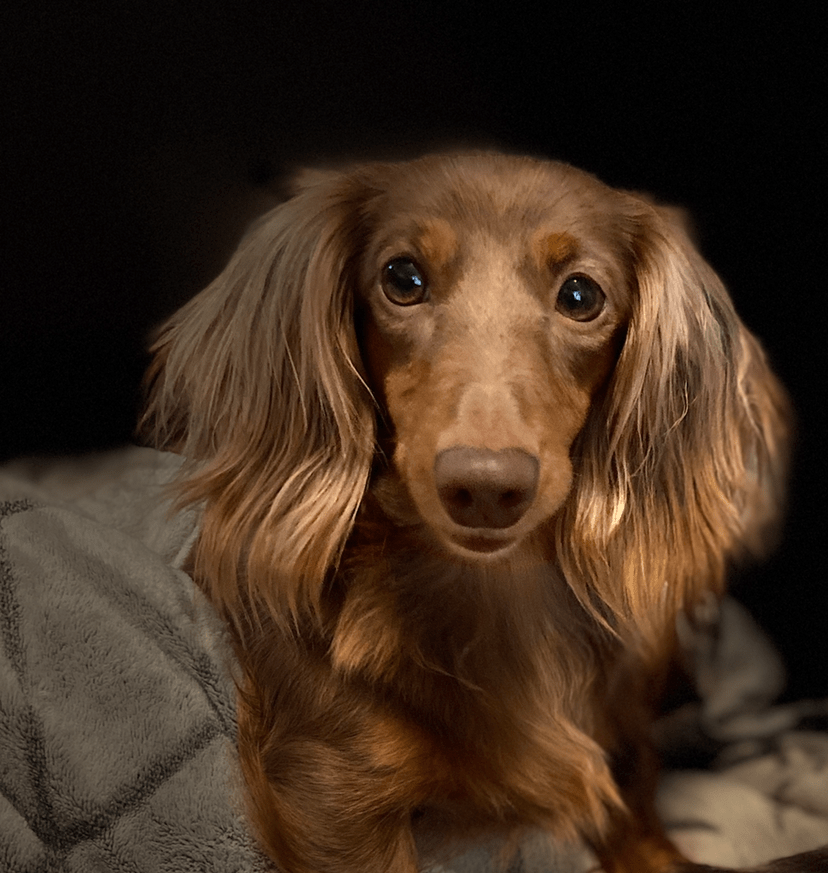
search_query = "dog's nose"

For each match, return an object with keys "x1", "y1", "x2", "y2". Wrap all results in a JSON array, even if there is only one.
[{"x1": 434, "y1": 447, "x2": 539, "y2": 529}]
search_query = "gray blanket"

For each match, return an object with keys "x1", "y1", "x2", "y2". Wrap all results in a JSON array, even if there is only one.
[{"x1": 1, "y1": 448, "x2": 827, "y2": 872}]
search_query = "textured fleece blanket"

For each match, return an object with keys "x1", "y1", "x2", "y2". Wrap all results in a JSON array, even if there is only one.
[{"x1": 1, "y1": 448, "x2": 827, "y2": 873}]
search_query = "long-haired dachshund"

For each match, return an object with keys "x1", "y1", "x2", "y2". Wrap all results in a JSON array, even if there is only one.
[{"x1": 140, "y1": 153, "x2": 825, "y2": 872}]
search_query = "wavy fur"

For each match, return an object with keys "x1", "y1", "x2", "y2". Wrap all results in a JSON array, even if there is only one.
[{"x1": 141, "y1": 153, "x2": 809, "y2": 873}]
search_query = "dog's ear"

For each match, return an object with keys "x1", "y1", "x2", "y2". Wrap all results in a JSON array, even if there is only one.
[
  {"x1": 558, "y1": 201, "x2": 793, "y2": 655},
  {"x1": 140, "y1": 171, "x2": 377, "y2": 629}
]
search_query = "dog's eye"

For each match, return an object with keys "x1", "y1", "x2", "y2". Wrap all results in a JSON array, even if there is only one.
[
  {"x1": 555, "y1": 275, "x2": 606, "y2": 322},
  {"x1": 382, "y1": 258, "x2": 428, "y2": 306}
]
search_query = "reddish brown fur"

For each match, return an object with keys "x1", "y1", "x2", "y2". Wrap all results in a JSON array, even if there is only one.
[{"x1": 140, "y1": 153, "x2": 821, "y2": 872}]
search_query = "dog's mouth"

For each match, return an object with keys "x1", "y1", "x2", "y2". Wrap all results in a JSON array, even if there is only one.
[{"x1": 447, "y1": 529, "x2": 520, "y2": 559}]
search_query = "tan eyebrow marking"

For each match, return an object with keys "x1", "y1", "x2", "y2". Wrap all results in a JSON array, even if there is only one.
[
  {"x1": 416, "y1": 219, "x2": 458, "y2": 270},
  {"x1": 531, "y1": 230, "x2": 579, "y2": 270}
]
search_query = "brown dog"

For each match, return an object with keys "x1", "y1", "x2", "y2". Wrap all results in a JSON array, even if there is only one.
[{"x1": 142, "y1": 153, "x2": 822, "y2": 871}]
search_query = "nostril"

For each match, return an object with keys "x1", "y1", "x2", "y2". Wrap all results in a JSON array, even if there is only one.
[
  {"x1": 434, "y1": 447, "x2": 539, "y2": 530},
  {"x1": 455, "y1": 488, "x2": 474, "y2": 509}
]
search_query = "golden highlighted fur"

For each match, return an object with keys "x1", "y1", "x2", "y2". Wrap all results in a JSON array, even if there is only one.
[{"x1": 142, "y1": 153, "x2": 813, "y2": 871}]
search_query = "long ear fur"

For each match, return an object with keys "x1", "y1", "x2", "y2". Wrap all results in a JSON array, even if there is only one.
[
  {"x1": 558, "y1": 201, "x2": 792, "y2": 656},
  {"x1": 140, "y1": 173, "x2": 377, "y2": 631}
]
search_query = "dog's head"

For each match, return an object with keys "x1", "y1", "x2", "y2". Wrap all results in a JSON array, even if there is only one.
[
  {"x1": 141, "y1": 152, "x2": 791, "y2": 646},
  {"x1": 351, "y1": 157, "x2": 635, "y2": 562}
]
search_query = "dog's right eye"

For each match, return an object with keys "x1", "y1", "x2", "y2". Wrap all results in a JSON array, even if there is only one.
[
  {"x1": 555, "y1": 274, "x2": 606, "y2": 322},
  {"x1": 382, "y1": 258, "x2": 428, "y2": 306}
]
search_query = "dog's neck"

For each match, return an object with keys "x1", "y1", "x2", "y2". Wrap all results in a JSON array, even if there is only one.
[{"x1": 328, "y1": 504, "x2": 610, "y2": 742}]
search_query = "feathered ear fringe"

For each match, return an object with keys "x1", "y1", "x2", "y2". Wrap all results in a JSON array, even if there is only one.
[
  {"x1": 557, "y1": 202, "x2": 792, "y2": 656},
  {"x1": 140, "y1": 174, "x2": 378, "y2": 633}
]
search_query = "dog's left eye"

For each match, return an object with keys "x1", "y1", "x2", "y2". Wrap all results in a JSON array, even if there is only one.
[
  {"x1": 382, "y1": 258, "x2": 428, "y2": 306},
  {"x1": 555, "y1": 275, "x2": 606, "y2": 322}
]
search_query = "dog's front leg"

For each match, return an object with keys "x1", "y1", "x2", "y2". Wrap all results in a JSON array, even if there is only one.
[{"x1": 235, "y1": 674, "x2": 428, "y2": 873}]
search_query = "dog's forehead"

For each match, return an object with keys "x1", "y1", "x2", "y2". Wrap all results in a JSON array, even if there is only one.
[
  {"x1": 368, "y1": 155, "x2": 627, "y2": 246},
  {"x1": 355, "y1": 156, "x2": 636, "y2": 278}
]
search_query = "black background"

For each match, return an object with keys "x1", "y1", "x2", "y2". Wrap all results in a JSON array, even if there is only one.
[{"x1": 2, "y1": 4, "x2": 825, "y2": 697}]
